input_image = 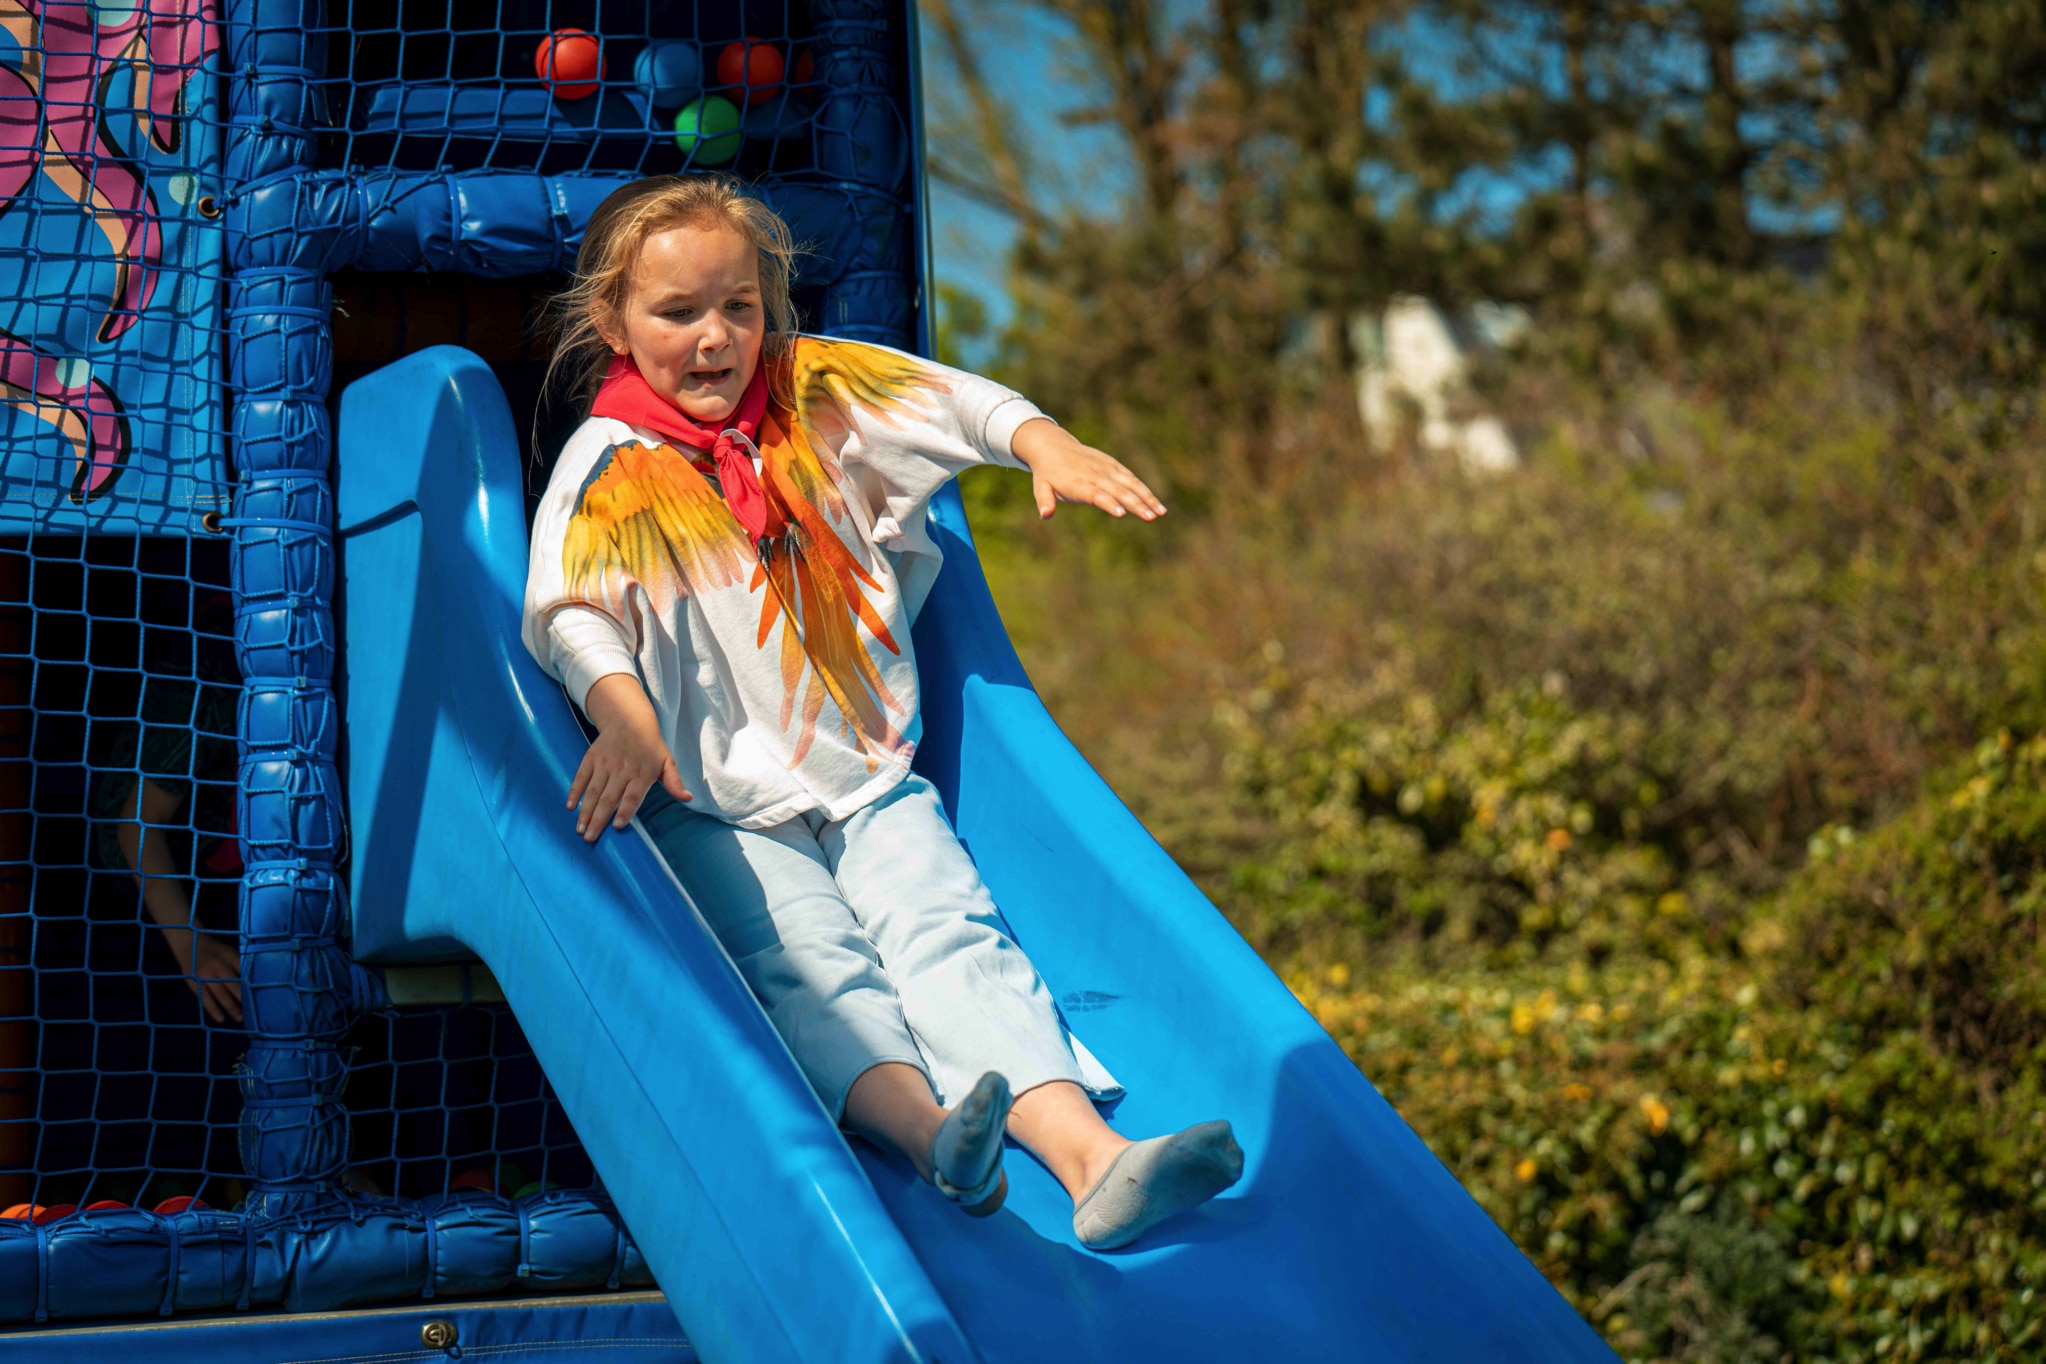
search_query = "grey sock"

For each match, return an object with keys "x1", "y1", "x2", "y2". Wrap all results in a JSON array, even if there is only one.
[
  {"x1": 929, "y1": 1071, "x2": 1012, "y2": 1203},
  {"x1": 1073, "y1": 1120, "x2": 1243, "y2": 1250}
]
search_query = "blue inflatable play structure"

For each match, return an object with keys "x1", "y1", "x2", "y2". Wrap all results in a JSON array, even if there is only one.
[{"x1": 0, "y1": 0, "x2": 1616, "y2": 1356}]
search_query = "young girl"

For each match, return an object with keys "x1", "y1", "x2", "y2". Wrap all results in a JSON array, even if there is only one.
[{"x1": 522, "y1": 174, "x2": 1241, "y2": 1250}]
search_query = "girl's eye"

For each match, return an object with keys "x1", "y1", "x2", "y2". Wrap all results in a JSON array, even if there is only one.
[
  {"x1": 666, "y1": 307, "x2": 695, "y2": 321},
  {"x1": 727, "y1": 301, "x2": 752, "y2": 313}
]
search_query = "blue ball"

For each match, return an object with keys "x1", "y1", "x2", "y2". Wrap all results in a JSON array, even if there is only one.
[{"x1": 634, "y1": 41, "x2": 702, "y2": 111}]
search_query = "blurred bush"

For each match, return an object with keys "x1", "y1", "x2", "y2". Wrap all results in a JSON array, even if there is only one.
[{"x1": 1284, "y1": 731, "x2": 2046, "y2": 1361}]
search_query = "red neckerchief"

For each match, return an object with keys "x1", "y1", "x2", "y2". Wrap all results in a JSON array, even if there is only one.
[{"x1": 590, "y1": 354, "x2": 782, "y2": 543}]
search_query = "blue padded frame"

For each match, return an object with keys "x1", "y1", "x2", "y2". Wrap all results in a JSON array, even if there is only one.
[{"x1": 0, "y1": 0, "x2": 922, "y2": 1327}]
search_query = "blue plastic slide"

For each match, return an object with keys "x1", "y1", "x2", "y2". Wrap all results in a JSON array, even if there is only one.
[{"x1": 334, "y1": 347, "x2": 1616, "y2": 1363}]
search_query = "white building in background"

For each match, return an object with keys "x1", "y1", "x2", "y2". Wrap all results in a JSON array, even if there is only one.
[{"x1": 1351, "y1": 296, "x2": 1529, "y2": 471}]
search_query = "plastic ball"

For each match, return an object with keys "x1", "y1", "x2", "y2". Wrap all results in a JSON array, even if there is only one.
[
  {"x1": 674, "y1": 96, "x2": 742, "y2": 164},
  {"x1": 449, "y1": 1168, "x2": 497, "y2": 1195},
  {"x1": 0, "y1": 1204, "x2": 39, "y2": 1220},
  {"x1": 535, "y1": 28, "x2": 604, "y2": 100},
  {"x1": 37, "y1": 1204, "x2": 75, "y2": 1223},
  {"x1": 633, "y1": 41, "x2": 701, "y2": 110},
  {"x1": 83, "y1": 1200, "x2": 130, "y2": 1212},
  {"x1": 510, "y1": 1180, "x2": 560, "y2": 1199},
  {"x1": 152, "y1": 1195, "x2": 207, "y2": 1215},
  {"x1": 791, "y1": 47, "x2": 814, "y2": 86},
  {"x1": 716, "y1": 38, "x2": 784, "y2": 106}
]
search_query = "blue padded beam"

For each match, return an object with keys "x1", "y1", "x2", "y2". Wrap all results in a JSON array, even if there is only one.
[
  {"x1": 0, "y1": 1191, "x2": 653, "y2": 1321},
  {"x1": 335, "y1": 347, "x2": 1616, "y2": 1362},
  {"x1": 222, "y1": 168, "x2": 913, "y2": 342}
]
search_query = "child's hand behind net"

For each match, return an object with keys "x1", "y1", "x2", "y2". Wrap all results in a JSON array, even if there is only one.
[
  {"x1": 1009, "y1": 417, "x2": 1165, "y2": 522},
  {"x1": 166, "y1": 927, "x2": 243, "y2": 1025},
  {"x1": 570, "y1": 673, "x2": 691, "y2": 843}
]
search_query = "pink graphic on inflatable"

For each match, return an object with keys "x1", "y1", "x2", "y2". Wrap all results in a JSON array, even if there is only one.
[{"x1": 0, "y1": 0, "x2": 221, "y2": 518}]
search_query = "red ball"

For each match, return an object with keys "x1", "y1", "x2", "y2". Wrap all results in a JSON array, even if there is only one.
[
  {"x1": 536, "y1": 28, "x2": 604, "y2": 100},
  {"x1": 36, "y1": 1204, "x2": 75, "y2": 1223},
  {"x1": 449, "y1": 1168, "x2": 497, "y2": 1195},
  {"x1": 717, "y1": 38, "x2": 785, "y2": 106},
  {"x1": 792, "y1": 48, "x2": 814, "y2": 86},
  {"x1": 153, "y1": 1195, "x2": 208, "y2": 1215},
  {"x1": 84, "y1": 1200, "x2": 131, "y2": 1212}
]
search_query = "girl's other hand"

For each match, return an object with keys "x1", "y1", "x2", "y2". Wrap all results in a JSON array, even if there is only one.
[
  {"x1": 571, "y1": 673, "x2": 691, "y2": 843},
  {"x1": 1009, "y1": 418, "x2": 1166, "y2": 522}
]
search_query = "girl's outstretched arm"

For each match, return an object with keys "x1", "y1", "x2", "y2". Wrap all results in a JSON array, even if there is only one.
[
  {"x1": 786, "y1": 335, "x2": 1165, "y2": 539},
  {"x1": 569, "y1": 672, "x2": 691, "y2": 843},
  {"x1": 1009, "y1": 418, "x2": 1165, "y2": 522}
]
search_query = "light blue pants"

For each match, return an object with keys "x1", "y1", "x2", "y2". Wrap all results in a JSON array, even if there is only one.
[{"x1": 638, "y1": 773, "x2": 1116, "y2": 1121}]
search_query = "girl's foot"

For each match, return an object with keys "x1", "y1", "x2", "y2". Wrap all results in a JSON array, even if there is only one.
[
  {"x1": 929, "y1": 1072, "x2": 1013, "y2": 1217},
  {"x1": 1072, "y1": 1119, "x2": 1243, "y2": 1250}
]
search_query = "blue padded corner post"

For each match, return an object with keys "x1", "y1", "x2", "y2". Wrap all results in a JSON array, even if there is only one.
[
  {"x1": 808, "y1": 0, "x2": 915, "y2": 344},
  {"x1": 224, "y1": 0, "x2": 365, "y2": 1216}
]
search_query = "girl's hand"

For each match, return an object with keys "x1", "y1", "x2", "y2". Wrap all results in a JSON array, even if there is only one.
[
  {"x1": 1010, "y1": 418, "x2": 1165, "y2": 522},
  {"x1": 570, "y1": 672, "x2": 691, "y2": 843}
]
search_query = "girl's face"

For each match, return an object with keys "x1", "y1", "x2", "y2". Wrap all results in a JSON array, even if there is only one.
[{"x1": 601, "y1": 220, "x2": 765, "y2": 423}]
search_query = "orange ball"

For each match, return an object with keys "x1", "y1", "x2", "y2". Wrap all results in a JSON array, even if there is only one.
[
  {"x1": 536, "y1": 28, "x2": 604, "y2": 100},
  {"x1": 716, "y1": 39, "x2": 785, "y2": 106},
  {"x1": 0, "y1": 1203, "x2": 39, "y2": 1220},
  {"x1": 449, "y1": 1168, "x2": 497, "y2": 1195}
]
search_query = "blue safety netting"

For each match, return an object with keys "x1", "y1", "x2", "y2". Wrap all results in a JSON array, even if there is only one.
[
  {"x1": 5, "y1": 537, "x2": 243, "y2": 1212},
  {"x1": 0, "y1": 0, "x2": 246, "y2": 1246},
  {"x1": 1, "y1": 0, "x2": 921, "y2": 1329}
]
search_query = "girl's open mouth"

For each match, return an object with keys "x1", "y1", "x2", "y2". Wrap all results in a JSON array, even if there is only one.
[{"x1": 688, "y1": 368, "x2": 733, "y2": 385}]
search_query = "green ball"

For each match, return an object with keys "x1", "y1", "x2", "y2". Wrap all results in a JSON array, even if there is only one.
[{"x1": 674, "y1": 95, "x2": 742, "y2": 164}]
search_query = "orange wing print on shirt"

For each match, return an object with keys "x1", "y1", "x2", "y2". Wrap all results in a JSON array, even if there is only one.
[
  {"x1": 562, "y1": 441, "x2": 753, "y2": 618},
  {"x1": 750, "y1": 338, "x2": 952, "y2": 771}
]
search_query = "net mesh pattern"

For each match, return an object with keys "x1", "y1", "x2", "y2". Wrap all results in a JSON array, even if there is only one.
[
  {"x1": 0, "y1": 537, "x2": 242, "y2": 1214},
  {"x1": 321, "y1": 0, "x2": 850, "y2": 180},
  {"x1": 345, "y1": 1002, "x2": 593, "y2": 1202}
]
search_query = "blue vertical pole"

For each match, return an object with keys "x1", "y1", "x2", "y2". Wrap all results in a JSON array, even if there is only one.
[
  {"x1": 223, "y1": 0, "x2": 368, "y2": 1216},
  {"x1": 812, "y1": 0, "x2": 917, "y2": 347}
]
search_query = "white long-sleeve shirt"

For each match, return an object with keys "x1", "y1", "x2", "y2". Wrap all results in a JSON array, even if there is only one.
[{"x1": 522, "y1": 335, "x2": 1047, "y2": 829}]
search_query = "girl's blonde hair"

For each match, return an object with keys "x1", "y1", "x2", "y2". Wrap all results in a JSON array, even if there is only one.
[{"x1": 542, "y1": 173, "x2": 801, "y2": 417}]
